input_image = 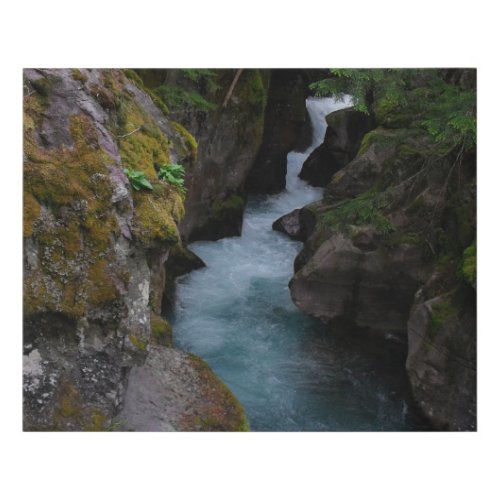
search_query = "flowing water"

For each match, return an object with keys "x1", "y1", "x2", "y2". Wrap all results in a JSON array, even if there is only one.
[{"x1": 171, "y1": 97, "x2": 429, "y2": 431}]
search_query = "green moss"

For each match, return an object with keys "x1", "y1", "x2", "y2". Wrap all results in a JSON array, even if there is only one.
[
  {"x1": 151, "y1": 314, "x2": 173, "y2": 347},
  {"x1": 24, "y1": 111, "x2": 122, "y2": 318},
  {"x1": 211, "y1": 194, "x2": 245, "y2": 215},
  {"x1": 462, "y1": 244, "x2": 476, "y2": 287},
  {"x1": 87, "y1": 259, "x2": 120, "y2": 306},
  {"x1": 320, "y1": 191, "x2": 394, "y2": 235},
  {"x1": 170, "y1": 121, "x2": 198, "y2": 161},
  {"x1": 383, "y1": 231, "x2": 421, "y2": 248},
  {"x1": 123, "y1": 69, "x2": 170, "y2": 116},
  {"x1": 24, "y1": 192, "x2": 41, "y2": 238},
  {"x1": 357, "y1": 130, "x2": 379, "y2": 156},
  {"x1": 183, "y1": 353, "x2": 250, "y2": 432},
  {"x1": 114, "y1": 97, "x2": 172, "y2": 179},
  {"x1": 131, "y1": 184, "x2": 182, "y2": 248},
  {"x1": 129, "y1": 334, "x2": 148, "y2": 351},
  {"x1": 428, "y1": 295, "x2": 456, "y2": 340},
  {"x1": 71, "y1": 69, "x2": 88, "y2": 84},
  {"x1": 30, "y1": 75, "x2": 54, "y2": 105}
]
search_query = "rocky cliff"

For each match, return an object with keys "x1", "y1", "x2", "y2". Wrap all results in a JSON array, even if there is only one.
[
  {"x1": 287, "y1": 71, "x2": 476, "y2": 430},
  {"x1": 23, "y1": 68, "x2": 248, "y2": 431},
  {"x1": 134, "y1": 69, "x2": 270, "y2": 242}
]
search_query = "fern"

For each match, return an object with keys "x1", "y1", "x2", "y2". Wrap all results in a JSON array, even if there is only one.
[{"x1": 321, "y1": 191, "x2": 394, "y2": 234}]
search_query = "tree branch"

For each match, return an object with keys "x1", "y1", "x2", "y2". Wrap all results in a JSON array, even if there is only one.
[{"x1": 222, "y1": 69, "x2": 244, "y2": 108}]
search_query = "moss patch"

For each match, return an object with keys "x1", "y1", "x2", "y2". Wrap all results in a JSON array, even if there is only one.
[
  {"x1": 211, "y1": 194, "x2": 245, "y2": 215},
  {"x1": 181, "y1": 353, "x2": 250, "y2": 432},
  {"x1": 24, "y1": 108, "x2": 123, "y2": 318},
  {"x1": 131, "y1": 183, "x2": 182, "y2": 248},
  {"x1": 462, "y1": 244, "x2": 476, "y2": 287},
  {"x1": 151, "y1": 314, "x2": 173, "y2": 347},
  {"x1": 428, "y1": 295, "x2": 456, "y2": 340},
  {"x1": 171, "y1": 121, "x2": 198, "y2": 161},
  {"x1": 129, "y1": 334, "x2": 148, "y2": 351}
]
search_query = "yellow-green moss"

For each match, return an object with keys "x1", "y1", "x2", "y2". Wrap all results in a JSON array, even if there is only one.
[
  {"x1": 462, "y1": 245, "x2": 476, "y2": 287},
  {"x1": 171, "y1": 121, "x2": 198, "y2": 161},
  {"x1": 428, "y1": 295, "x2": 456, "y2": 340},
  {"x1": 183, "y1": 353, "x2": 250, "y2": 432},
  {"x1": 131, "y1": 184, "x2": 182, "y2": 247},
  {"x1": 211, "y1": 194, "x2": 245, "y2": 215},
  {"x1": 23, "y1": 111, "x2": 122, "y2": 318},
  {"x1": 71, "y1": 69, "x2": 88, "y2": 84},
  {"x1": 115, "y1": 97, "x2": 172, "y2": 179},
  {"x1": 129, "y1": 334, "x2": 148, "y2": 351},
  {"x1": 123, "y1": 69, "x2": 171, "y2": 117},
  {"x1": 151, "y1": 314, "x2": 173, "y2": 347},
  {"x1": 23, "y1": 192, "x2": 41, "y2": 238},
  {"x1": 87, "y1": 259, "x2": 120, "y2": 306}
]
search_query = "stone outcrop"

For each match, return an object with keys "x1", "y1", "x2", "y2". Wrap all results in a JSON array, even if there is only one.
[
  {"x1": 118, "y1": 347, "x2": 248, "y2": 431},
  {"x1": 245, "y1": 69, "x2": 311, "y2": 194},
  {"x1": 23, "y1": 68, "x2": 248, "y2": 431},
  {"x1": 406, "y1": 289, "x2": 476, "y2": 430},
  {"x1": 135, "y1": 69, "x2": 270, "y2": 242},
  {"x1": 290, "y1": 231, "x2": 425, "y2": 332},
  {"x1": 299, "y1": 107, "x2": 374, "y2": 187},
  {"x1": 288, "y1": 82, "x2": 476, "y2": 429}
]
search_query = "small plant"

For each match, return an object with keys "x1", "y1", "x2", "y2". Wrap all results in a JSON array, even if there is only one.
[
  {"x1": 158, "y1": 163, "x2": 186, "y2": 193},
  {"x1": 321, "y1": 191, "x2": 394, "y2": 234},
  {"x1": 124, "y1": 169, "x2": 153, "y2": 191}
]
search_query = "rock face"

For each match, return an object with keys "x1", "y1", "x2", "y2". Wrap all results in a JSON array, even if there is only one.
[
  {"x1": 135, "y1": 69, "x2": 270, "y2": 242},
  {"x1": 299, "y1": 107, "x2": 374, "y2": 187},
  {"x1": 118, "y1": 347, "x2": 248, "y2": 431},
  {"x1": 290, "y1": 232, "x2": 425, "y2": 332},
  {"x1": 23, "y1": 68, "x2": 248, "y2": 431},
  {"x1": 245, "y1": 69, "x2": 311, "y2": 194},
  {"x1": 288, "y1": 78, "x2": 476, "y2": 429},
  {"x1": 406, "y1": 290, "x2": 476, "y2": 430}
]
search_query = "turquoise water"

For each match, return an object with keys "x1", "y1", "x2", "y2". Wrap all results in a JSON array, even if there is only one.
[{"x1": 171, "y1": 98, "x2": 429, "y2": 431}]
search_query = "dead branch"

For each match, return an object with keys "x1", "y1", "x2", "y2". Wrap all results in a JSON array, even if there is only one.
[{"x1": 222, "y1": 69, "x2": 244, "y2": 108}]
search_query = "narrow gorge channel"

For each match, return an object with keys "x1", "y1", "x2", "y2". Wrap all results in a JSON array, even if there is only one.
[{"x1": 171, "y1": 97, "x2": 429, "y2": 431}]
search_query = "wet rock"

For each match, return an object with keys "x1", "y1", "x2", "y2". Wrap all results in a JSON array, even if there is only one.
[
  {"x1": 299, "y1": 107, "x2": 374, "y2": 187},
  {"x1": 272, "y1": 209, "x2": 304, "y2": 241},
  {"x1": 245, "y1": 69, "x2": 311, "y2": 194}
]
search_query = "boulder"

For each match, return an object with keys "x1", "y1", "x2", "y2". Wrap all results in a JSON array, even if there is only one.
[
  {"x1": 299, "y1": 107, "x2": 374, "y2": 187},
  {"x1": 289, "y1": 231, "x2": 425, "y2": 334},
  {"x1": 272, "y1": 209, "x2": 305, "y2": 241}
]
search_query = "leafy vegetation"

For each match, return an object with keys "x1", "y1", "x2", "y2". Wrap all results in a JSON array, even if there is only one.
[
  {"x1": 124, "y1": 169, "x2": 153, "y2": 191},
  {"x1": 311, "y1": 69, "x2": 476, "y2": 150},
  {"x1": 154, "y1": 84, "x2": 217, "y2": 112},
  {"x1": 158, "y1": 163, "x2": 186, "y2": 193},
  {"x1": 321, "y1": 191, "x2": 394, "y2": 234},
  {"x1": 461, "y1": 244, "x2": 476, "y2": 287}
]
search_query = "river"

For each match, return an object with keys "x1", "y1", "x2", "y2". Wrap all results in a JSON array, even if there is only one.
[{"x1": 171, "y1": 97, "x2": 429, "y2": 431}]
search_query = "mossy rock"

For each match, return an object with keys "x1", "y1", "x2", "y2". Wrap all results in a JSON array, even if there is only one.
[
  {"x1": 211, "y1": 194, "x2": 245, "y2": 215},
  {"x1": 131, "y1": 182, "x2": 183, "y2": 248},
  {"x1": 151, "y1": 314, "x2": 173, "y2": 347},
  {"x1": 183, "y1": 353, "x2": 250, "y2": 432},
  {"x1": 462, "y1": 244, "x2": 476, "y2": 288}
]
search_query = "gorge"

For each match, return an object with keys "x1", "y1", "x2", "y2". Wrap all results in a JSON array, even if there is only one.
[{"x1": 23, "y1": 68, "x2": 476, "y2": 431}]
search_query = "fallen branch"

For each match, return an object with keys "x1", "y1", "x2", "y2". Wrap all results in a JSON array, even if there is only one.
[
  {"x1": 116, "y1": 126, "x2": 142, "y2": 139},
  {"x1": 222, "y1": 69, "x2": 243, "y2": 108}
]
